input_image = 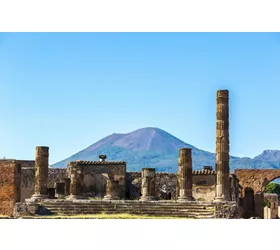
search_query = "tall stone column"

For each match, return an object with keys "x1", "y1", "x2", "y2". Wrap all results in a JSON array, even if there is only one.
[
  {"x1": 215, "y1": 90, "x2": 231, "y2": 201},
  {"x1": 177, "y1": 148, "x2": 194, "y2": 201},
  {"x1": 31, "y1": 146, "x2": 49, "y2": 200},
  {"x1": 140, "y1": 168, "x2": 157, "y2": 201}
]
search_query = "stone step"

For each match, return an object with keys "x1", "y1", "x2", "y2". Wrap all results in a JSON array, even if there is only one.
[
  {"x1": 42, "y1": 208, "x2": 214, "y2": 214},
  {"x1": 41, "y1": 204, "x2": 214, "y2": 209},
  {"x1": 45, "y1": 210, "x2": 214, "y2": 216},
  {"x1": 41, "y1": 204, "x2": 213, "y2": 209},
  {"x1": 45, "y1": 208, "x2": 214, "y2": 214},
  {"x1": 29, "y1": 201, "x2": 216, "y2": 218},
  {"x1": 45, "y1": 211, "x2": 214, "y2": 218},
  {"x1": 40, "y1": 202, "x2": 214, "y2": 207},
  {"x1": 44, "y1": 207, "x2": 213, "y2": 213}
]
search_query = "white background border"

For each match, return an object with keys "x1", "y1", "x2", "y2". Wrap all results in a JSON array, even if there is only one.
[
  {"x1": 0, "y1": 0, "x2": 279, "y2": 249},
  {"x1": 0, "y1": 0, "x2": 279, "y2": 31}
]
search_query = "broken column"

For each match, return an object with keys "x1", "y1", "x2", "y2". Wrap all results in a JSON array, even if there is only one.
[
  {"x1": 67, "y1": 162, "x2": 83, "y2": 200},
  {"x1": 177, "y1": 148, "x2": 194, "y2": 201},
  {"x1": 140, "y1": 168, "x2": 157, "y2": 201},
  {"x1": 31, "y1": 146, "x2": 49, "y2": 200},
  {"x1": 103, "y1": 180, "x2": 120, "y2": 200},
  {"x1": 214, "y1": 90, "x2": 231, "y2": 201}
]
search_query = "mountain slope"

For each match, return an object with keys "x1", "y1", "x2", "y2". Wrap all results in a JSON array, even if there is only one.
[{"x1": 52, "y1": 127, "x2": 280, "y2": 172}]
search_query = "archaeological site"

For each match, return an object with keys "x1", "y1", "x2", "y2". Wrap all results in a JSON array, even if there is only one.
[{"x1": 1, "y1": 90, "x2": 279, "y2": 219}]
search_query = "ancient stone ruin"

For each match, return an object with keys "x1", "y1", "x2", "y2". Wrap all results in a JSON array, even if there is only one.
[{"x1": 1, "y1": 89, "x2": 279, "y2": 219}]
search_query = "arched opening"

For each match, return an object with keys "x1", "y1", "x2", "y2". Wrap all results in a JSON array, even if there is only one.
[{"x1": 263, "y1": 177, "x2": 280, "y2": 219}]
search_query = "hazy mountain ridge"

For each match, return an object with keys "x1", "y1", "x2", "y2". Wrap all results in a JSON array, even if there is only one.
[{"x1": 52, "y1": 127, "x2": 280, "y2": 172}]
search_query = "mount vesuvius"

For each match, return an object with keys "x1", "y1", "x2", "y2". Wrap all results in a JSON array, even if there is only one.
[{"x1": 51, "y1": 127, "x2": 280, "y2": 172}]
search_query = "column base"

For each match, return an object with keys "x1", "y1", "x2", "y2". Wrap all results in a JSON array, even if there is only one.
[
  {"x1": 177, "y1": 196, "x2": 195, "y2": 202},
  {"x1": 66, "y1": 195, "x2": 85, "y2": 200},
  {"x1": 213, "y1": 196, "x2": 231, "y2": 203},
  {"x1": 28, "y1": 194, "x2": 49, "y2": 201},
  {"x1": 140, "y1": 196, "x2": 158, "y2": 201},
  {"x1": 103, "y1": 196, "x2": 120, "y2": 201}
]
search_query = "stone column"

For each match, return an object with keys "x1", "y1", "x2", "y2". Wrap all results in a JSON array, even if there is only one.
[
  {"x1": 215, "y1": 90, "x2": 231, "y2": 201},
  {"x1": 103, "y1": 180, "x2": 120, "y2": 200},
  {"x1": 67, "y1": 162, "x2": 83, "y2": 200},
  {"x1": 177, "y1": 148, "x2": 194, "y2": 201},
  {"x1": 140, "y1": 168, "x2": 157, "y2": 201},
  {"x1": 31, "y1": 146, "x2": 49, "y2": 200}
]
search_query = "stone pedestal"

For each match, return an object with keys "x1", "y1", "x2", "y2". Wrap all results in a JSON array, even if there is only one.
[
  {"x1": 214, "y1": 90, "x2": 231, "y2": 202},
  {"x1": 103, "y1": 180, "x2": 120, "y2": 200},
  {"x1": 177, "y1": 148, "x2": 194, "y2": 202},
  {"x1": 30, "y1": 146, "x2": 49, "y2": 200},
  {"x1": 140, "y1": 168, "x2": 157, "y2": 201}
]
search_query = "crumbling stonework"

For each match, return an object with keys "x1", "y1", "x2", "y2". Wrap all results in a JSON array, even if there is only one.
[
  {"x1": 0, "y1": 160, "x2": 21, "y2": 216},
  {"x1": 215, "y1": 90, "x2": 230, "y2": 201},
  {"x1": 48, "y1": 168, "x2": 68, "y2": 188},
  {"x1": 214, "y1": 202, "x2": 239, "y2": 219},
  {"x1": 234, "y1": 169, "x2": 280, "y2": 195},
  {"x1": 20, "y1": 167, "x2": 68, "y2": 201},
  {"x1": 13, "y1": 202, "x2": 39, "y2": 217},
  {"x1": 67, "y1": 161, "x2": 127, "y2": 199},
  {"x1": 126, "y1": 171, "x2": 217, "y2": 201},
  {"x1": 21, "y1": 167, "x2": 35, "y2": 202},
  {"x1": 264, "y1": 193, "x2": 278, "y2": 219}
]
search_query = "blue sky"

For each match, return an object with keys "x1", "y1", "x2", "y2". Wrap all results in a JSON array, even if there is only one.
[{"x1": 1, "y1": 32, "x2": 280, "y2": 164}]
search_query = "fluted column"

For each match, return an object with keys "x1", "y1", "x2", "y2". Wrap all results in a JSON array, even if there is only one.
[
  {"x1": 140, "y1": 168, "x2": 157, "y2": 201},
  {"x1": 177, "y1": 148, "x2": 194, "y2": 201},
  {"x1": 215, "y1": 90, "x2": 231, "y2": 201},
  {"x1": 31, "y1": 146, "x2": 49, "y2": 200}
]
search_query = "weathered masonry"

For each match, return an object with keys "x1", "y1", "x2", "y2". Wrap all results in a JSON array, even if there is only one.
[
  {"x1": 0, "y1": 160, "x2": 21, "y2": 216},
  {"x1": 67, "y1": 159, "x2": 126, "y2": 199},
  {"x1": 215, "y1": 90, "x2": 231, "y2": 201},
  {"x1": 6, "y1": 89, "x2": 279, "y2": 219}
]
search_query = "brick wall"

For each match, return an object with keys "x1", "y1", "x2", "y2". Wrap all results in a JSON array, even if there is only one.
[{"x1": 0, "y1": 160, "x2": 21, "y2": 216}]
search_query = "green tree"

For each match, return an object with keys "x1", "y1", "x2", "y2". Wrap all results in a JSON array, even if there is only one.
[{"x1": 265, "y1": 182, "x2": 280, "y2": 196}]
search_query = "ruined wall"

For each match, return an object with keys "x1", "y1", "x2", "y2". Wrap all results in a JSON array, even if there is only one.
[
  {"x1": 20, "y1": 167, "x2": 68, "y2": 201},
  {"x1": 0, "y1": 160, "x2": 21, "y2": 216},
  {"x1": 17, "y1": 160, "x2": 35, "y2": 169},
  {"x1": 68, "y1": 162, "x2": 127, "y2": 198},
  {"x1": 126, "y1": 172, "x2": 216, "y2": 201},
  {"x1": 264, "y1": 193, "x2": 278, "y2": 219},
  {"x1": 214, "y1": 201, "x2": 239, "y2": 219},
  {"x1": 234, "y1": 169, "x2": 280, "y2": 196},
  {"x1": 193, "y1": 185, "x2": 215, "y2": 201},
  {"x1": 21, "y1": 167, "x2": 35, "y2": 202},
  {"x1": 48, "y1": 168, "x2": 68, "y2": 188},
  {"x1": 235, "y1": 169, "x2": 280, "y2": 218}
]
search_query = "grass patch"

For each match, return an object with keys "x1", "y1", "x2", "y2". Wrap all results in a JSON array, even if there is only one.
[{"x1": 20, "y1": 213, "x2": 191, "y2": 219}]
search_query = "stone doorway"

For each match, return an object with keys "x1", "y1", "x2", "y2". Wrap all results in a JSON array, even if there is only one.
[{"x1": 243, "y1": 187, "x2": 255, "y2": 218}]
